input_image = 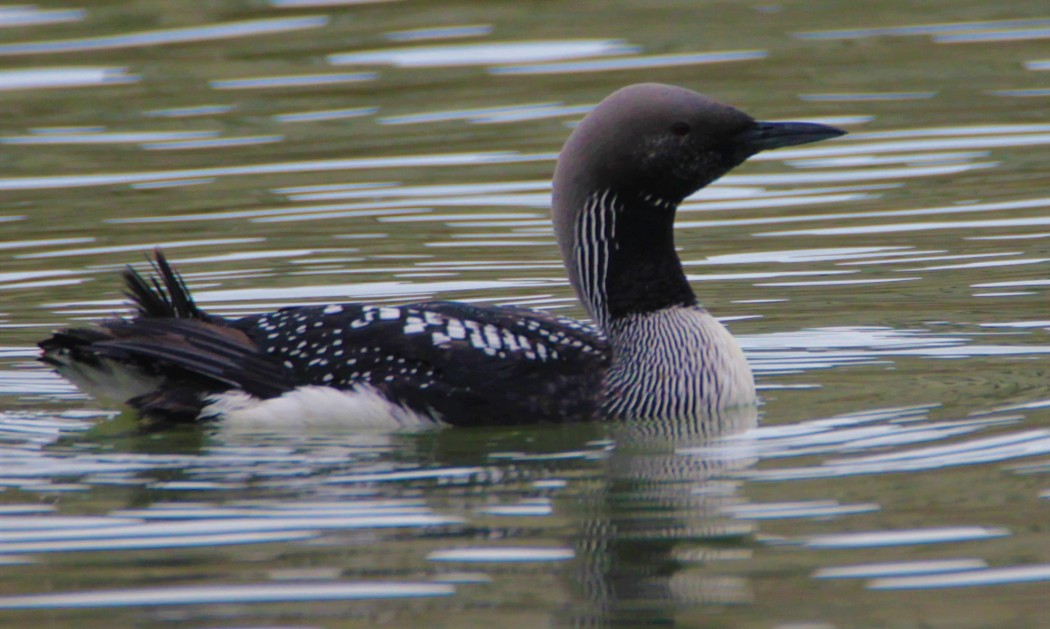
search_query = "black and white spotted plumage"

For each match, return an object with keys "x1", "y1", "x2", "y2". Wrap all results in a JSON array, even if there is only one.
[
  {"x1": 41, "y1": 253, "x2": 609, "y2": 425},
  {"x1": 236, "y1": 300, "x2": 609, "y2": 424}
]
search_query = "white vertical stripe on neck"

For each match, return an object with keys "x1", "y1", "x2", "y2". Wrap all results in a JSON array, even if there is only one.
[{"x1": 574, "y1": 189, "x2": 618, "y2": 330}]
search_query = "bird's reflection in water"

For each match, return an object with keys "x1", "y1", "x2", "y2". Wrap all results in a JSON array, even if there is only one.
[
  {"x1": 570, "y1": 405, "x2": 758, "y2": 627},
  {"x1": 204, "y1": 406, "x2": 759, "y2": 627}
]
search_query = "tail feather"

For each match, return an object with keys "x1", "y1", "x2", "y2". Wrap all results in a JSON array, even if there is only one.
[
  {"x1": 40, "y1": 250, "x2": 291, "y2": 422},
  {"x1": 123, "y1": 250, "x2": 207, "y2": 320},
  {"x1": 89, "y1": 317, "x2": 289, "y2": 398}
]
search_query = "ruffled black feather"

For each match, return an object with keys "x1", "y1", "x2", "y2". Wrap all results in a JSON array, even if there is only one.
[{"x1": 123, "y1": 250, "x2": 207, "y2": 320}]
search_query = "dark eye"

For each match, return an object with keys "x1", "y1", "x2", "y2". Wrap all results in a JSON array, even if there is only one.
[{"x1": 670, "y1": 121, "x2": 691, "y2": 136}]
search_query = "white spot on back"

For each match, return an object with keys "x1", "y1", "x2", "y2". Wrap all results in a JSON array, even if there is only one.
[
  {"x1": 446, "y1": 319, "x2": 466, "y2": 339},
  {"x1": 403, "y1": 316, "x2": 426, "y2": 335}
]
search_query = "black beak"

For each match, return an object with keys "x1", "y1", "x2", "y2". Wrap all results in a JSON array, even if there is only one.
[{"x1": 735, "y1": 120, "x2": 847, "y2": 153}]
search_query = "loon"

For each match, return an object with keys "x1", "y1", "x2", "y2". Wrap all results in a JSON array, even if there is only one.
[{"x1": 39, "y1": 84, "x2": 845, "y2": 428}]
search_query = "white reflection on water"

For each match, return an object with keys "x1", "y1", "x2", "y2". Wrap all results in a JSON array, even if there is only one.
[
  {"x1": 141, "y1": 135, "x2": 285, "y2": 150},
  {"x1": 722, "y1": 500, "x2": 880, "y2": 520},
  {"x1": 973, "y1": 279, "x2": 1050, "y2": 288},
  {"x1": 15, "y1": 238, "x2": 264, "y2": 259},
  {"x1": 326, "y1": 466, "x2": 487, "y2": 484},
  {"x1": 478, "y1": 498, "x2": 554, "y2": 517},
  {"x1": 848, "y1": 123, "x2": 1050, "y2": 139},
  {"x1": 0, "y1": 530, "x2": 321, "y2": 554},
  {"x1": 751, "y1": 131, "x2": 1050, "y2": 160},
  {"x1": 428, "y1": 547, "x2": 574, "y2": 562},
  {"x1": 868, "y1": 564, "x2": 1050, "y2": 589},
  {"x1": 0, "y1": 514, "x2": 461, "y2": 550},
  {"x1": 271, "y1": 0, "x2": 399, "y2": 6},
  {"x1": 752, "y1": 196, "x2": 1050, "y2": 235},
  {"x1": 896, "y1": 257, "x2": 1050, "y2": 272},
  {"x1": 763, "y1": 214, "x2": 1050, "y2": 237},
  {"x1": 489, "y1": 50, "x2": 768, "y2": 75},
  {"x1": 839, "y1": 252, "x2": 1021, "y2": 266},
  {"x1": 935, "y1": 27, "x2": 1050, "y2": 43},
  {"x1": 274, "y1": 106, "x2": 377, "y2": 123},
  {"x1": 380, "y1": 102, "x2": 592, "y2": 125},
  {"x1": 0, "y1": 67, "x2": 138, "y2": 91},
  {"x1": 385, "y1": 24, "x2": 493, "y2": 42},
  {"x1": 723, "y1": 162, "x2": 996, "y2": 184},
  {"x1": 275, "y1": 182, "x2": 396, "y2": 195},
  {"x1": 0, "y1": 6, "x2": 85, "y2": 28},
  {"x1": 149, "y1": 277, "x2": 551, "y2": 308},
  {"x1": 807, "y1": 527, "x2": 1010, "y2": 548},
  {"x1": 799, "y1": 92, "x2": 937, "y2": 102},
  {"x1": 1, "y1": 130, "x2": 219, "y2": 145},
  {"x1": 786, "y1": 150, "x2": 988, "y2": 168},
  {"x1": 0, "y1": 15, "x2": 330, "y2": 56},
  {"x1": 0, "y1": 515, "x2": 138, "y2": 531},
  {"x1": 697, "y1": 246, "x2": 913, "y2": 265},
  {"x1": 111, "y1": 205, "x2": 420, "y2": 224},
  {"x1": 814, "y1": 559, "x2": 988, "y2": 579},
  {"x1": 210, "y1": 71, "x2": 376, "y2": 90},
  {"x1": 478, "y1": 104, "x2": 597, "y2": 124},
  {"x1": 0, "y1": 150, "x2": 547, "y2": 191},
  {"x1": 697, "y1": 402, "x2": 1050, "y2": 481},
  {"x1": 130, "y1": 177, "x2": 215, "y2": 189},
  {"x1": 0, "y1": 581, "x2": 455, "y2": 610},
  {"x1": 144, "y1": 104, "x2": 238, "y2": 118},
  {"x1": 286, "y1": 180, "x2": 549, "y2": 201},
  {"x1": 742, "y1": 326, "x2": 1050, "y2": 377},
  {"x1": 330, "y1": 39, "x2": 636, "y2": 67},
  {"x1": 679, "y1": 192, "x2": 879, "y2": 215},
  {"x1": 0, "y1": 238, "x2": 93, "y2": 252},
  {"x1": 113, "y1": 501, "x2": 435, "y2": 520},
  {"x1": 794, "y1": 18, "x2": 1050, "y2": 40},
  {"x1": 988, "y1": 88, "x2": 1050, "y2": 97}
]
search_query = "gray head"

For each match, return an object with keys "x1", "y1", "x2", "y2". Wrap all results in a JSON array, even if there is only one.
[
  {"x1": 551, "y1": 83, "x2": 845, "y2": 322},
  {"x1": 553, "y1": 82, "x2": 846, "y2": 227}
]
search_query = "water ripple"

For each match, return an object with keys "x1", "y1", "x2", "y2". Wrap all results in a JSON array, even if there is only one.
[
  {"x1": 0, "y1": 6, "x2": 85, "y2": 28},
  {"x1": 795, "y1": 18, "x2": 1050, "y2": 40},
  {"x1": 806, "y1": 526, "x2": 1010, "y2": 549},
  {"x1": 935, "y1": 27, "x2": 1050, "y2": 44},
  {"x1": 2, "y1": 130, "x2": 219, "y2": 145},
  {"x1": 0, "y1": 67, "x2": 138, "y2": 91},
  {"x1": 210, "y1": 71, "x2": 376, "y2": 90},
  {"x1": 869, "y1": 564, "x2": 1050, "y2": 589},
  {"x1": 428, "y1": 546, "x2": 575, "y2": 562},
  {"x1": 0, "y1": 151, "x2": 547, "y2": 191},
  {"x1": 0, "y1": 581, "x2": 454, "y2": 609},
  {"x1": 330, "y1": 39, "x2": 635, "y2": 67},
  {"x1": 814, "y1": 559, "x2": 989, "y2": 579},
  {"x1": 385, "y1": 24, "x2": 493, "y2": 42},
  {"x1": 0, "y1": 16, "x2": 329, "y2": 56},
  {"x1": 489, "y1": 50, "x2": 768, "y2": 75}
]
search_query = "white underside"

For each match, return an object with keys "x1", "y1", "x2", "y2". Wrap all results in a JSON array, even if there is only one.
[
  {"x1": 46, "y1": 351, "x2": 162, "y2": 405},
  {"x1": 202, "y1": 384, "x2": 445, "y2": 430}
]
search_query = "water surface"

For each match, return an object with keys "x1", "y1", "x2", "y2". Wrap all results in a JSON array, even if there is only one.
[{"x1": 1, "y1": 0, "x2": 1049, "y2": 627}]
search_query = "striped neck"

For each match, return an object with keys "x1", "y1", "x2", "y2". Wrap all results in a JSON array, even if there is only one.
[{"x1": 571, "y1": 189, "x2": 697, "y2": 330}]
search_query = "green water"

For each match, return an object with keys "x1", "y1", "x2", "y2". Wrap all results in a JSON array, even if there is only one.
[{"x1": 1, "y1": 0, "x2": 1050, "y2": 626}]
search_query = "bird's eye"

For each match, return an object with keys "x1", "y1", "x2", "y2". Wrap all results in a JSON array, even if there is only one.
[{"x1": 670, "y1": 121, "x2": 691, "y2": 136}]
